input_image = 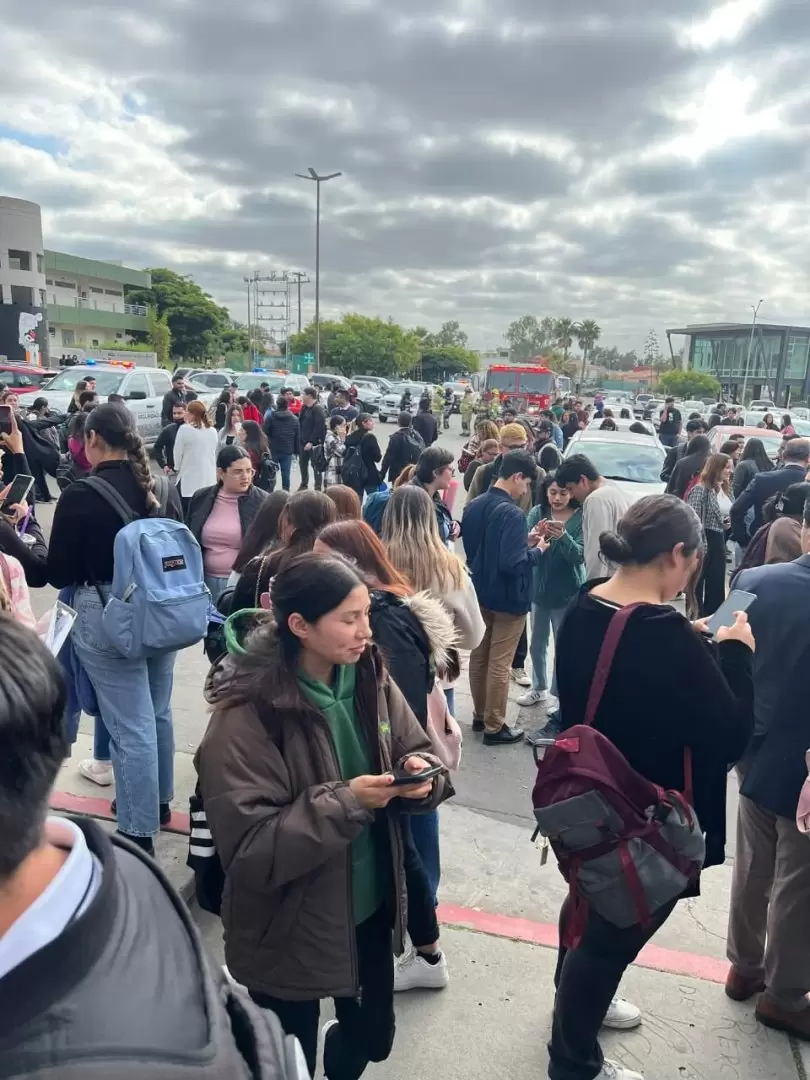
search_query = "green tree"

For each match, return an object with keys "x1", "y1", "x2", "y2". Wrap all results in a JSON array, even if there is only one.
[
  {"x1": 127, "y1": 268, "x2": 230, "y2": 361},
  {"x1": 575, "y1": 319, "x2": 602, "y2": 385},
  {"x1": 658, "y1": 370, "x2": 720, "y2": 400},
  {"x1": 430, "y1": 320, "x2": 468, "y2": 348},
  {"x1": 219, "y1": 322, "x2": 251, "y2": 354},
  {"x1": 291, "y1": 315, "x2": 420, "y2": 379},
  {"x1": 417, "y1": 345, "x2": 479, "y2": 383},
  {"x1": 147, "y1": 308, "x2": 172, "y2": 369},
  {"x1": 505, "y1": 315, "x2": 546, "y2": 361},
  {"x1": 555, "y1": 317, "x2": 576, "y2": 367}
]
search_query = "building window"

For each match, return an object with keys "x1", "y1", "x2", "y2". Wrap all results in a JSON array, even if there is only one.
[
  {"x1": 8, "y1": 250, "x2": 31, "y2": 272},
  {"x1": 36, "y1": 254, "x2": 44, "y2": 274},
  {"x1": 48, "y1": 325, "x2": 55, "y2": 335},
  {"x1": 54, "y1": 280, "x2": 76, "y2": 290},
  {"x1": 10, "y1": 285, "x2": 33, "y2": 306},
  {"x1": 62, "y1": 330, "x2": 75, "y2": 346},
  {"x1": 104, "y1": 289, "x2": 123, "y2": 297},
  {"x1": 785, "y1": 336, "x2": 809, "y2": 380},
  {"x1": 90, "y1": 286, "x2": 104, "y2": 294},
  {"x1": 91, "y1": 339, "x2": 100, "y2": 346},
  {"x1": 39, "y1": 289, "x2": 46, "y2": 306},
  {"x1": 115, "y1": 332, "x2": 123, "y2": 339},
  {"x1": 46, "y1": 279, "x2": 53, "y2": 286}
]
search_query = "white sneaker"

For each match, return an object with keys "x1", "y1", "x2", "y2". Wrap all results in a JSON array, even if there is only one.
[
  {"x1": 394, "y1": 949, "x2": 450, "y2": 991},
  {"x1": 602, "y1": 996, "x2": 642, "y2": 1030},
  {"x1": 517, "y1": 688, "x2": 548, "y2": 707},
  {"x1": 510, "y1": 667, "x2": 531, "y2": 687},
  {"x1": 79, "y1": 759, "x2": 114, "y2": 787},
  {"x1": 597, "y1": 1060, "x2": 644, "y2": 1080}
]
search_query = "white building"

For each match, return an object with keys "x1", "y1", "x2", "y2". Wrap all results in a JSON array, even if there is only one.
[{"x1": 0, "y1": 196, "x2": 47, "y2": 365}]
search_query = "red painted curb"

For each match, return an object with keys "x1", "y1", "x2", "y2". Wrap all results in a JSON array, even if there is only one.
[
  {"x1": 49, "y1": 791, "x2": 191, "y2": 836},
  {"x1": 51, "y1": 792, "x2": 728, "y2": 985},
  {"x1": 436, "y1": 904, "x2": 728, "y2": 985}
]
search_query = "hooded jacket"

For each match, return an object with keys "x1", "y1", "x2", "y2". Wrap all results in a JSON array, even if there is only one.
[{"x1": 195, "y1": 638, "x2": 453, "y2": 1002}]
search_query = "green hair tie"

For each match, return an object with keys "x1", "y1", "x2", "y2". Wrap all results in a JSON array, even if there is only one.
[{"x1": 223, "y1": 608, "x2": 265, "y2": 656}]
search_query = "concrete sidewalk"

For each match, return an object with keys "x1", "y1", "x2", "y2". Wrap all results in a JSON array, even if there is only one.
[{"x1": 195, "y1": 914, "x2": 805, "y2": 1080}]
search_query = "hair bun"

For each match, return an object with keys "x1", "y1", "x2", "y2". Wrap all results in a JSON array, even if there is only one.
[{"x1": 599, "y1": 530, "x2": 632, "y2": 565}]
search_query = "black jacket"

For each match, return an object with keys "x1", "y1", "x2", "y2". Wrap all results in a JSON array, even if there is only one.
[
  {"x1": 186, "y1": 484, "x2": 266, "y2": 550},
  {"x1": 153, "y1": 421, "x2": 183, "y2": 470},
  {"x1": 660, "y1": 440, "x2": 688, "y2": 483},
  {"x1": 412, "y1": 411, "x2": 438, "y2": 446},
  {"x1": 48, "y1": 460, "x2": 184, "y2": 587},
  {"x1": 0, "y1": 818, "x2": 305, "y2": 1080},
  {"x1": 264, "y1": 410, "x2": 300, "y2": 458},
  {"x1": 298, "y1": 403, "x2": 326, "y2": 447},
  {"x1": 380, "y1": 427, "x2": 424, "y2": 483},
  {"x1": 161, "y1": 388, "x2": 188, "y2": 426},
  {"x1": 345, "y1": 428, "x2": 382, "y2": 489},
  {"x1": 730, "y1": 463, "x2": 807, "y2": 545},
  {"x1": 556, "y1": 588, "x2": 754, "y2": 867}
]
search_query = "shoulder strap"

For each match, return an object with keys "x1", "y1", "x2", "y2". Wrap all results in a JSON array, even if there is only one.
[
  {"x1": 152, "y1": 473, "x2": 170, "y2": 517},
  {"x1": 584, "y1": 602, "x2": 645, "y2": 727},
  {"x1": 78, "y1": 476, "x2": 139, "y2": 526},
  {"x1": 254, "y1": 554, "x2": 271, "y2": 608}
]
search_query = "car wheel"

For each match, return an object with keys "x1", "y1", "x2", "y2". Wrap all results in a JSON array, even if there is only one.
[{"x1": 379, "y1": 414, "x2": 388, "y2": 423}]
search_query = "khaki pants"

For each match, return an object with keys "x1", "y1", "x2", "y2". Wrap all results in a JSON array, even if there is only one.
[
  {"x1": 468, "y1": 609, "x2": 526, "y2": 734},
  {"x1": 727, "y1": 792, "x2": 810, "y2": 1009}
]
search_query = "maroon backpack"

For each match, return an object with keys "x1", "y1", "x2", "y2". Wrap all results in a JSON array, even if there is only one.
[{"x1": 531, "y1": 603, "x2": 704, "y2": 947}]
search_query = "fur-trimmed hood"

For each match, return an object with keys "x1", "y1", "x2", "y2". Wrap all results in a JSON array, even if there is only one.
[{"x1": 401, "y1": 590, "x2": 458, "y2": 679}]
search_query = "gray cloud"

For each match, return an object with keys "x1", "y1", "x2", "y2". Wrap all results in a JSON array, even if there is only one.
[{"x1": 2, "y1": 0, "x2": 810, "y2": 350}]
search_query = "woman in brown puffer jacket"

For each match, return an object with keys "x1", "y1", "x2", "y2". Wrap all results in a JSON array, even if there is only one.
[{"x1": 195, "y1": 551, "x2": 452, "y2": 1080}]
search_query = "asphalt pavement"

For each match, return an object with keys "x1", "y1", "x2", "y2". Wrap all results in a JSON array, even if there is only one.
[{"x1": 36, "y1": 413, "x2": 807, "y2": 1080}]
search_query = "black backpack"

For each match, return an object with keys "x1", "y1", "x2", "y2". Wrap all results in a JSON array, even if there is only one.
[{"x1": 341, "y1": 444, "x2": 368, "y2": 492}]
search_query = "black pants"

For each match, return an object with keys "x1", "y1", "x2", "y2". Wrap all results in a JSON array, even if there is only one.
[
  {"x1": 250, "y1": 905, "x2": 395, "y2": 1080},
  {"x1": 512, "y1": 624, "x2": 528, "y2": 669},
  {"x1": 299, "y1": 449, "x2": 323, "y2": 490},
  {"x1": 696, "y1": 529, "x2": 726, "y2": 618},
  {"x1": 548, "y1": 897, "x2": 678, "y2": 1080},
  {"x1": 401, "y1": 814, "x2": 439, "y2": 948}
]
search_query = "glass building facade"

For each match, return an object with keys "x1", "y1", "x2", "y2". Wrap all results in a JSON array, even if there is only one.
[{"x1": 669, "y1": 324, "x2": 810, "y2": 406}]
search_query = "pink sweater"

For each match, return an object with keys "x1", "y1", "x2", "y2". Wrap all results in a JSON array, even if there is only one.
[{"x1": 201, "y1": 492, "x2": 242, "y2": 577}]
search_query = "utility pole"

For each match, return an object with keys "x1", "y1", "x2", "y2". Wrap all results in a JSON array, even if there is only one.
[
  {"x1": 289, "y1": 271, "x2": 310, "y2": 332},
  {"x1": 741, "y1": 299, "x2": 764, "y2": 407},
  {"x1": 295, "y1": 168, "x2": 342, "y2": 370},
  {"x1": 243, "y1": 276, "x2": 253, "y2": 367}
]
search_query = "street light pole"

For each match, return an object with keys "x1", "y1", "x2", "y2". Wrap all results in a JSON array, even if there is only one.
[
  {"x1": 295, "y1": 168, "x2": 342, "y2": 371},
  {"x1": 244, "y1": 276, "x2": 252, "y2": 367},
  {"x1": 741, "y1": 298, "x2": 764, "y2": 407}
]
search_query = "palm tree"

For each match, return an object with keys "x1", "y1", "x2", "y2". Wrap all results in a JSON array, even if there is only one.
[
  {"x1": 554, "y1": 318, "x2": 575, "y2": 366},
  {"x1": 576, "y1": 319, "x2": 602, "y2": 388}
]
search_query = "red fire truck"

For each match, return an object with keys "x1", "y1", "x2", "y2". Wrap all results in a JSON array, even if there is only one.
[{"x1": 484, "y1": 362, "x2": 563, "y2": 413}]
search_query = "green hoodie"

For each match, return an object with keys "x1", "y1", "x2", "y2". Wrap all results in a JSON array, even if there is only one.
[{"x1": 297, "y1": 663, "x2": 385, "y2": 925}]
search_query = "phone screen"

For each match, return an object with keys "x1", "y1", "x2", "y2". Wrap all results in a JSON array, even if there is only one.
[
  {"x1": 0, "y1": 406, "x2": 12, "y2": 436},
  {"x1": 706, "y1": 589, "x2": 757, "y2": 639},
  {"x1": 1, "y1": 474, "x2": 34, "y2": 512}
]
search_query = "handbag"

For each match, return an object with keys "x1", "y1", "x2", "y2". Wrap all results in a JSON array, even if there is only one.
[{"x1": 426, "y1": 680, "x2": 462, "y2": 771}]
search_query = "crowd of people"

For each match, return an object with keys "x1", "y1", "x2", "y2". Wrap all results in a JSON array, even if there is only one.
[{"x1": 0, "y1": 374, "x2": 807, "y2": 1080}]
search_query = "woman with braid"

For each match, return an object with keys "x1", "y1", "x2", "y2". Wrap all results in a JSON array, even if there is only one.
[{"x1": 48, "y1": 403, "x2": 184, "y2": 856}]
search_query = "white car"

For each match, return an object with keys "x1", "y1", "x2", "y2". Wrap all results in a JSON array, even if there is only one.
[
  {"x1": 41, "y1": 364, "x2": 218, "y2": 444},
  {"x1": 748, "y1": 399, "x2": 775, "y2": 413},
  {"x1": 564, "y1": 428, "x2": 666, "y2": 504},
  {"x1": 587, "y1": 416, "x2": 657, "y2": 437},
  {"x1": 378, "y1": 382, "x2": 428, "y2": 422}
]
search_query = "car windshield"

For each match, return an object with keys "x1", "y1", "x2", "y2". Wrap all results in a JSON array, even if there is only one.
[
  {"x1": 575, "y1": 440, "x2": 664, "y2": 483},
  {"x1": 45, "y1": 369, "x2": 126, "y2": 395}
]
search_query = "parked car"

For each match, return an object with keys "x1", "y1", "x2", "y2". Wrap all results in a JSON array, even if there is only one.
[
  {"x1": 0, "y1": 364, "x2": 62, "y2": 396},
  {"x1": 38, "y1": 363, "x2": 216, "y2": 443},
  {"x1": 378, "y1": 381, "x2": 429, "y2": 421},
  {"x1": 564, "y1": 428, "x2": 665, "y2": 504},
  {"x1": 748, "y1": 399, "x2": 776, "y2": 413},
  {"x1": 707, "y1": 425, "x2": 783, "y2": 459}
]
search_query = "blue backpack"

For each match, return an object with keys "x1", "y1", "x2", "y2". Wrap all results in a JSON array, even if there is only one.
[{"x1": 81, "y1": 475, "x2": 210, "y2": 660}]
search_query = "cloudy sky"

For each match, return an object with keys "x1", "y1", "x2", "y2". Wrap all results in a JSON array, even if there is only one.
[{"x1": 1, "y1": 0, "x2": 809, "y2": 352}]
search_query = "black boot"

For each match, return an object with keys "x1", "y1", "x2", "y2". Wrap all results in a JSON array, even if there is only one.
[{"x1": 117, "y1": 831, "x2": 156, "y2": 858}]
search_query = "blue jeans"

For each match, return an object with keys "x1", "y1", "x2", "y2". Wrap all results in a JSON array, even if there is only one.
[
  {"x1": 276, "y1": 454, "x2": 293, "y2": 491},
  {"x1": 529, "y1": 602, "x2": 567, "y2": 696},
  {"x1": 72, "y1": 586, "x2": 176, "y2": 838},
  {"x1": 205, "y1": 574, "x2": 230, "y2": 605},
  {"x1": 94, "y1": 716, "x2": 111, "y2": 762},
  {"x1": 443, "y1": 686, "x2": 455, "y2": 715},
  {"x1": 408, "y1": 810, "x2": 441, "y2": 904}
]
